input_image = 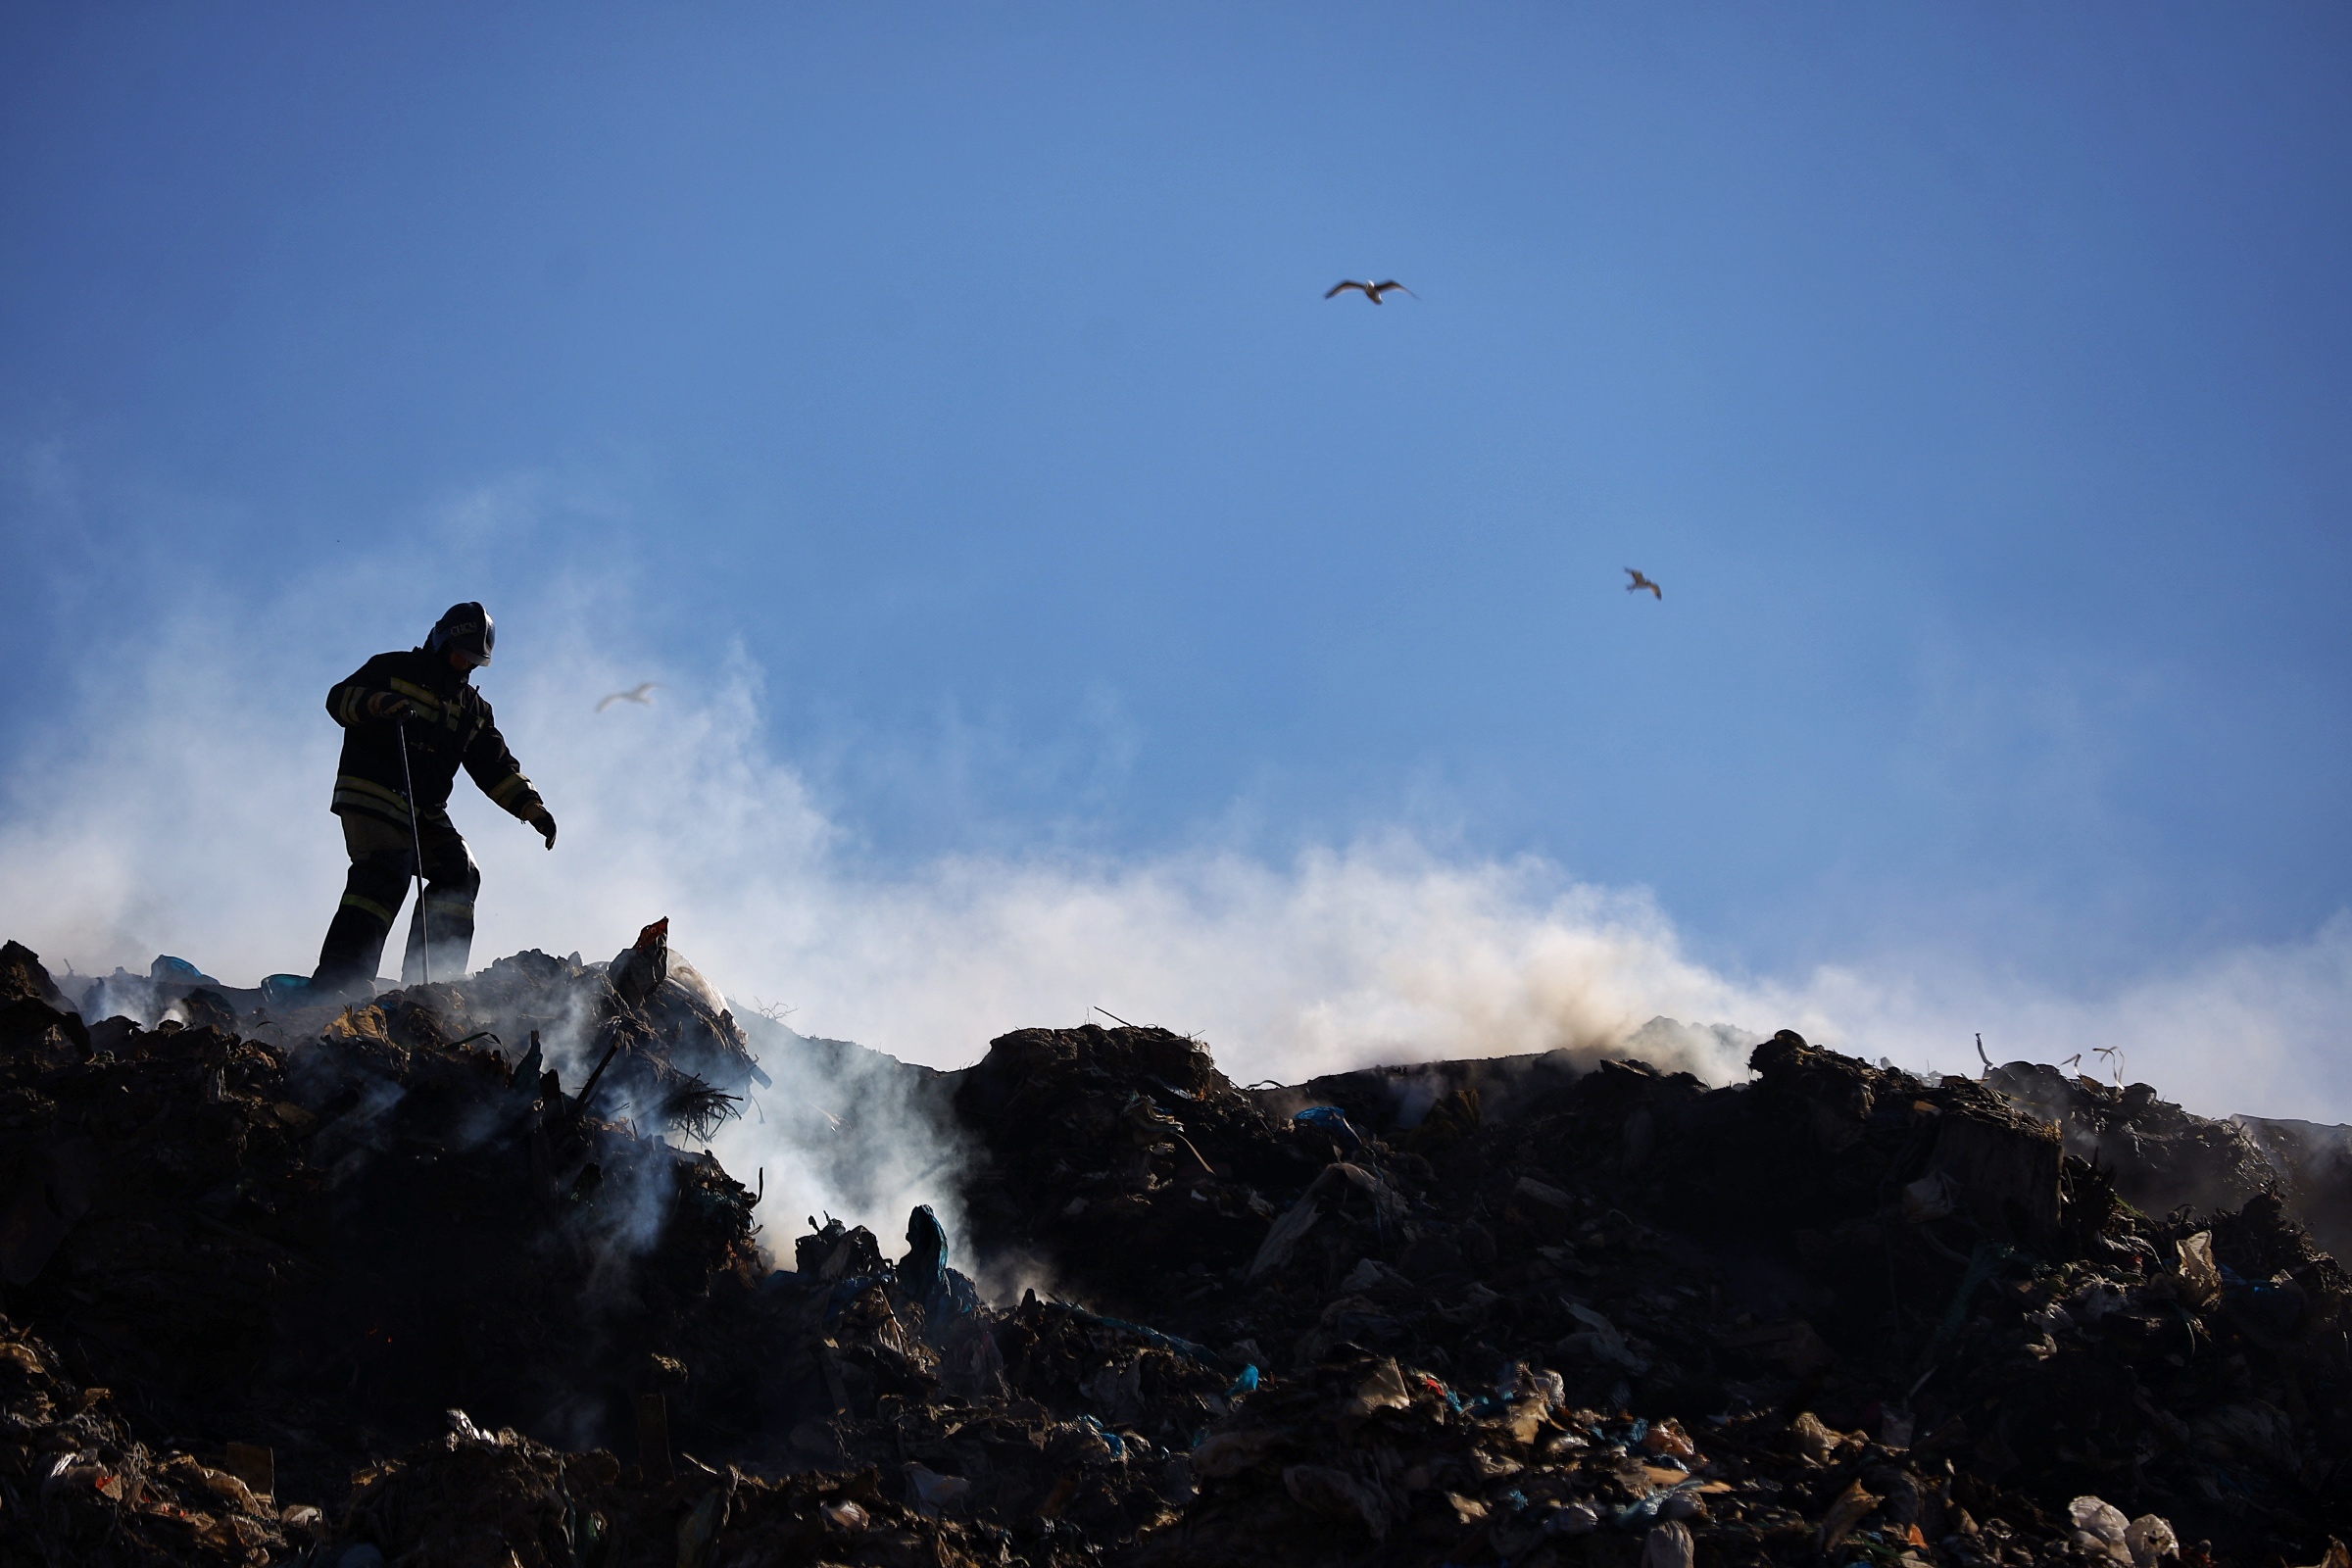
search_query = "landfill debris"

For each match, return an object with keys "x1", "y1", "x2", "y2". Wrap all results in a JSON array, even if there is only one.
[
  {"x1": 4, "y1": 937, "x2": 2351, "y2": 1564},
  {"x1": 0, "y1": 1311, "x2": 308, "y2": 1564}
]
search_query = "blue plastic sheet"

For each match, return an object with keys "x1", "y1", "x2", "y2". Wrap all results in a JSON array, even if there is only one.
[
  {"x1": 931, "y1": 1268, "x2": 980, "y2": 1323},
  {"x1": 1061, "y1": 1304, "x2": 1216, "y2": 1364},
  {"x1": 259, "y1": 974, "x2": 315, "y2": 1006},
  {"x1": 894, "y1": 1204, "x2": 980, "y2": 1335},
  {"x1": 823, "y1": 1272, "x2": 890, "y2": 1318},
  {"x1": 1293, "y1": 1105, "x2": 1362, "y2": 1147},
  {"x1": 903, "y1": 1204, "x2": 949, "y2": 1300},
  {"x1": 1077, "y1": 1414, "x2": 1125, "y2": 1460},
  {"x1": 1415, "y1": 1373, "x2": 1465, "y2": 1413},
  {"x1": 1614, "y1": 1475, "x2": 1703, "y2": 1528}
]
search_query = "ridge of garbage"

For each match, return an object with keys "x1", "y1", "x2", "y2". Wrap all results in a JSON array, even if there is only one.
[{"x1": 2, "y1": 937, "x2": 2347, "y2": 1568}]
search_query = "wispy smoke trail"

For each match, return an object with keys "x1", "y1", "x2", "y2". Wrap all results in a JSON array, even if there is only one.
[{"x1": 3, "y1": 545, "x2": 2350, "y2": 1263}]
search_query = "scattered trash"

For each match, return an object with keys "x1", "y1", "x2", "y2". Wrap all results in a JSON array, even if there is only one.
[
  {"x1": 907, "y1": 1462, "x2": 972, "y2": 1513},
  {"x1": 1642, "y1": 1518, "x2": 1695, "y2": 1568},
  {"x1": 1819, "y1": 1477, "x2": 1883, "y2": 1552},
  {"x1": 2, "y1": 939, "x2": 2348, "y2": 1565}
]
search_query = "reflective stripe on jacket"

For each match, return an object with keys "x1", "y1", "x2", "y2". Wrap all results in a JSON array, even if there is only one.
[{"x1": 324, "y1": 649, "x2": 545, "y2": 826}]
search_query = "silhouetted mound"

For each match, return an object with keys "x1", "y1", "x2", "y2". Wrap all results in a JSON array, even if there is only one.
[
  {"x1": 0, "y1": 1312, "x2": 317, "y2": 1565},
  {"x1": 1979, "y1": 1058, "x2": 2352, "y2": 1266},
  {"x1": 47, "y1": 934, "x2": 767, "y2": 1130},
  {"x1": 1984, "y1": 1062, "x2": 2279, "y2": 1227},
  {"x1": 2232, "y1": 1116, "x2": 2352, "y2": 1263},
  {"x1": 3, "y1": 939, "x2": 2350, "y2": 1567},
  {"x1": 374, "y1": 943, "x2": 770, "y2": 1119},
  {"x1": 0, "y1": 946, "x2": 767, "y2": 1519},
  {"x1": 954, "y1": 1023, "x2": 1313, "y2": 1309}
]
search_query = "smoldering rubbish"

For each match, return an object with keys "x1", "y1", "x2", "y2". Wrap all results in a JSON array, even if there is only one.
[{"x1": 2, "y1": 936, "x2": 2347, "y2": 1568}]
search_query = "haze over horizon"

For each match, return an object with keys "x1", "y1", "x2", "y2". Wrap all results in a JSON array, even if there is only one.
[{"x1": 4, "y1": 7, "x2": 2349, "y2": 1118}]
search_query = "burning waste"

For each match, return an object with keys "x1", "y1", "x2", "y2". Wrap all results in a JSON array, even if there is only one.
[{"x1": 2, "y1": 931, "x2": 2349, "y2": 1567}]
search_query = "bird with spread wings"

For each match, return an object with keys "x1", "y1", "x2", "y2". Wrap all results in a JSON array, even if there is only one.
[
  {"x1": 1325, "y1": 279, "x2": 1415, "y2": 305},
  {"x1": 596, "y1": 682, "x2": 660, "y2": 712},
  {"x1": 1624, "y1": 568, "x2": 1662, "y2": 600}
]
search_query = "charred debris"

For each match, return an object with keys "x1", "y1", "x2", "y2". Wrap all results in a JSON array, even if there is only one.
[{"x1": 3, "y1": 937, "x2": 2349, "y2": 1568}]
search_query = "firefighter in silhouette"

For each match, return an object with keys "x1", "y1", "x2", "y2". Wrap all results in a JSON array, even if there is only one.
[{"x1": 310, "y1": 603, "x2": 557, "y2": 996}]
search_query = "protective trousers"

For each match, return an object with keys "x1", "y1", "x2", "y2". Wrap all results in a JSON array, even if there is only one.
[{"x1": 312, "y1": 808, "x2": 481, "y2": 993}]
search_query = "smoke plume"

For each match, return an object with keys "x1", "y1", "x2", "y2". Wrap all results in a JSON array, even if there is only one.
[{"x1": 5, "y1": 556, "x2": 2352, "y2": 1255}]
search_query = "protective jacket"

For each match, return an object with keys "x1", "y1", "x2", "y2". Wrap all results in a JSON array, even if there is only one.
[{"x1": 324, "y1": 649, "x2": 545, "y2": 827}]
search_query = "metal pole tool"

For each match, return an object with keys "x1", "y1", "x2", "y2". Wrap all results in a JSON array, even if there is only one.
[{"x1": 394, "y1": 717, "x2": 431, "y2": 986}]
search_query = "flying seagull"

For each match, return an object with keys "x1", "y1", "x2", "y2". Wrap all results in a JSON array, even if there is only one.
[
  {"x1": 596, "y1": 682, "x2": 661, "y2": 712},
  {"x1": 1325, "y1": 279, "x2": 1415, "y2": 305},
  {"x1": 1624, "y1": 568, "x2": 1662, "y2": 600}
]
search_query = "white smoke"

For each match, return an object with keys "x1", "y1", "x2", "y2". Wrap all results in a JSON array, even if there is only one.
[
  {"x1": 4, "y1": 529, "x2": 2352, "y2": 1269},
  {"x1": 0, "y1": 566, "x2": 1787, "y2": 1086}
]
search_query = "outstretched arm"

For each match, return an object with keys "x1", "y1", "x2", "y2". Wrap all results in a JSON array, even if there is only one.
[{"x1": 462, "y1": 715, "x2": 557, "y2": 848}]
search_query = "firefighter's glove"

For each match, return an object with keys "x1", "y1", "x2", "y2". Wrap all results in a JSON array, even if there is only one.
[
  {"x1": 364, "y1": 692, "x2": 415, "y2": 722},
  {"x1": 527, "y1": 808, "x2": 558, "y2": 850}
]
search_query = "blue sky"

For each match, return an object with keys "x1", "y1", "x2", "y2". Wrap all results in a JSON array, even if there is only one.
[{"x1": 4, "y1": 6, "x2": 2350, "y2": 1104}]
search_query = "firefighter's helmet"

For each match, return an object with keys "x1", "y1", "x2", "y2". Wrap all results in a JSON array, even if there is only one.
[{"x1": 427, "y1": 602, "x2": 495, "y2": 667}]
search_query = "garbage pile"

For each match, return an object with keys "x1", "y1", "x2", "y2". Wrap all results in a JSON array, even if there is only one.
[
  {"x1": 49, "y1": 918, "x2": 768, "y2": 1128},
  {"x1": 1983, "y1": 1058, "x2": 2352, "y2": 1265},
  {"x1": 5, "y1": 935, "x2": 2350, "y2": 1567},
  {"x1": 315, "y1": 1405, "x2": 1102, "y2": 1568},
  {"x1": 0, "y1": 1311, "x2": 321, "y2": 1565},
  {"x1": 954, "y1": 1025, "x2": 2352, "y2": 1565},
  {"x1": 0, "y1": 935, "x2": 766, "y2": 1529},
  {"x1": 953, "y1": 1023, "x2": 1308, "y2": 1313}
]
